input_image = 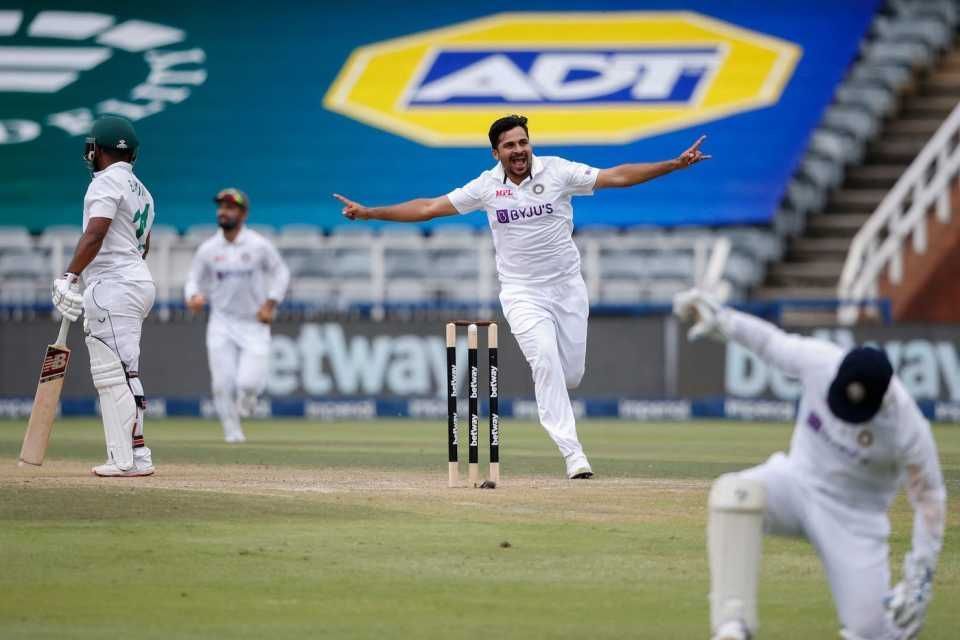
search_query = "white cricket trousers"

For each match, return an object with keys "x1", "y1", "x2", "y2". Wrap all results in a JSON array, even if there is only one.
[
  {"x1": 741, "y1": 452, "x2": 901, "y2": 639},
  {"x1": 499, "y1": 274, "x2": 589, "y2": 465},
  {"x1": 82, "y1": 278, "x2": 155, "y2": 449},
  {"x1": 206, "y1": 314, "x2": 270, "y2": 438}
]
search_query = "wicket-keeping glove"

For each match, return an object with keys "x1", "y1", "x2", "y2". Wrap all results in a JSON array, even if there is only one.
[
  {"x1": 52, "y1": 273, "x2": 83, "y2": 322},
  {"x1": 672, "y1": 289, "x2": 725, "y2": 342},
  {"x1": 885, "y1": 551, "x2": 934, "y2": 639}
]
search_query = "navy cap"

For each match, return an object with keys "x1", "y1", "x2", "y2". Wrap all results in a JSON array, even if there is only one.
[{"x1": 827, "y1": 347, "x2": 893, "y2": 424}]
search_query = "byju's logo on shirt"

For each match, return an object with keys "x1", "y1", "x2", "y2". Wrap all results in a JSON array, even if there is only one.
[
  {"x1": 496, "y1": 203, "x2": 554, "y2": 224},
  {"x1": 325, "y1": 12, "x2": 800, "y2": 146}
]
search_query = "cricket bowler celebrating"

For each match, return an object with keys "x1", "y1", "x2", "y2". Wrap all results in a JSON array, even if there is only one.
[
  {"x1": 674, "y1": 290, "x2": 946, "y2": 640},
  {"x1": 334, "y1": 114, "x2": 709, "y2": 478},
  {"x1": 185, "y1": 189, "x2": 290, "y2": 443},
  {"x1": 51, "y1": 115, "x2": 157, "y2": 477}
]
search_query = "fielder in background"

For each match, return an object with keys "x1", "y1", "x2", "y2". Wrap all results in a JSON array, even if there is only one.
[
  {"x1": 334, "y1": 114, "x2": 709, "y2": 479},
  {"x1": 185, "y1": 189, "x2": 290, "y2": 443},
  {"x1": 674, "y1": 290, "x2": 946, "y2": 640},
  {"x1": 51, "y1": 115, "x2": 157, "y2": 477}
]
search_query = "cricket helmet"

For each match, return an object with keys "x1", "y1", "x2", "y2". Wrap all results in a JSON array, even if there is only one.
[
  {"x1": 827, "y1": 346, "x2": 893, "y2": 424},
  {"x1": 83, "y1": 115, "x2": 140, "y2": 170}
]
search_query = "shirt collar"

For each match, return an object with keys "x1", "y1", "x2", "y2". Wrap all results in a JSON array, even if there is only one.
[
  {"x1": 93, "y1": 161, "x2": 133, "y2": 178},
  {"x1": 494, "y1": 154, "x2": 543, "y2": 185}
]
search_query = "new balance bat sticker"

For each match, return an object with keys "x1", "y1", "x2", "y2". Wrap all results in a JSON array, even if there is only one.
[{"x1": 18, "y1": 317, "x2": 73, "y2": 467}]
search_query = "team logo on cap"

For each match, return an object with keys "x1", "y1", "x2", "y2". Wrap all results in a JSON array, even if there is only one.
[
  {"x1": 325, "y1": 12, "x2": 801, "y2": 146},
  {"x1": 0, "y1": 8, "x2": 207, "y2": 145}
]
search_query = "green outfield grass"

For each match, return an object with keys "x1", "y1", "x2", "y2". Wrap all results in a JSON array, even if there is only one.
[{"x1": 1, "y1": 419, "x2": 957, "y2": 639}]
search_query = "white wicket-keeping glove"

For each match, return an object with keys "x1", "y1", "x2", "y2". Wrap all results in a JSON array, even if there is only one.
[
  {"x1": 884, "y1": 551, "x2": 934, "y2": 639},
  {"x1": 672, "y1": 288, "x2": 725, "y2": 342},
  {"x1": 51, "y1": 273, "x2": 83, "y2": 322}
]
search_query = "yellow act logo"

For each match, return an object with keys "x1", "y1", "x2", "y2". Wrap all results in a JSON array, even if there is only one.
[{"x1": 324, "y1": 12, "x2": 801, "y2": 146}]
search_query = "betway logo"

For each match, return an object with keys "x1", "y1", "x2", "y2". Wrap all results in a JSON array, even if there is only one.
[
  {"x1": 408, "y1": 49, "x2": 722, "y2": 105},
  {"x1": 727, "y1": 330, "x2": 960, "y2": 401},
  {"x1": 268, "y1": 323, "x2": 470, "y2": 397}
]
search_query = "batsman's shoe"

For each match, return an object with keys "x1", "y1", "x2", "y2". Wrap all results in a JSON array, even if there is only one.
[
  {"x1": 225, "y1": 432, "x2": 247, "y2": 444},
  {"x1": 712, "y1": 620, "x2": 751, "y2": 640},
  {"x1": 133, "y1": 447, "x2": 155, "y2": 475},
  {"x1": 92, "y1": 461, "x2": 154, "y2": 477}
]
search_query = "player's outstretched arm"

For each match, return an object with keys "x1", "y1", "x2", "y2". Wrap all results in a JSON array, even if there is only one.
[
  {"x1": 673, "y1": 288, "x2": 839, "y2": 378},
  {"x1": 595, "y1": 135, "x2": 711, "y2": 189},
  {"x1": 333, "y1": 193, "x2": 459, "y2": 223}
]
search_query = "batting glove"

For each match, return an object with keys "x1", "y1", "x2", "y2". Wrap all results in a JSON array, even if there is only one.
[
  {"x1": 52, "y1": 273, "x2": 83, "y2": 322},
  {"x1": 672, "y1": 288, "x2": 725, "y2": 342},
  {"x1": 884, "y1": 551, "x2": 934, "y2": 639}
]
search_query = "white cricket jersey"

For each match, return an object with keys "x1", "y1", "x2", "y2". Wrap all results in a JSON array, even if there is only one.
[
  {"x1": 447, "y1": 155, "x2": 598, "y2": 286},
  {"x1": 721, "y1": 309, "x2": 946, "y2": 560},
  {"x1": 184, "y1": 227, "x2": 290, "y2": 322},
  {"x1": 82, "y1": 161, "x2": 154, "y2": 283}
]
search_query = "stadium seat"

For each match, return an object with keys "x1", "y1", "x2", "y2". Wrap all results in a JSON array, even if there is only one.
[
  {"x1": 247, "y1": 223, "x2": 277, "y2": 239},
  {"x1": 330, "y1": 226, "x2": 375, "y2": 240},
  {"x1": 799, "y1": 156, "x2": 846, "y2": 192},
  {"x1": 289, "y1": 277, "x2": 336, "y2": 304},
  {"x1": 821, "y1": 105, "x2": 879, "y2": 143},
  {"x1": 333, "y1": 249, "x2": 373, "y2": 278},
  {"x1": 385, "y1": 279, "x2": 428, "y2": 302},
  {"x1": 598, "y1": 280, "x2": 645, "y2": 304},
  {"x1": 279, "y1": 224, "x2": 323, "y2": 241},
  {"x1": 431, "y1": 224, "x2": 479, "y2": 238},
  {"x1": 380, "y1": 225, "x2": 425, "y2": 238},
  {"x1": 835, "y1": 83, "x2": 897, "y2": 118},
  {"x1": 847, "y1": 63, "x2": 913, "y2": 93},
  {"x1": 184, "y1": 224, "x2": 219, "y2": 244},
  {"x1": 148, "y1": 224, "x2": 180, "y2": 242},
  {"x1": 337, "y1": 280, "x2": 376, "y2": 306},
  {"x1": 863, "y1": 40, "x2": 934, "y2": 69},
  {"x1": 0, "y1": 250, "x2": 48, "y2": 278}
]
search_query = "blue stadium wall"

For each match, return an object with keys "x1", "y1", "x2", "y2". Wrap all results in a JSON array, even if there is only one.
[{"x1": 1, "y1": 1, "x2": 879, "y2": 232}]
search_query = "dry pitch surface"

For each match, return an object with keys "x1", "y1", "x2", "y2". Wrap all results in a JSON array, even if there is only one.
[{"x1": 1, "y1": 419, "x2": 957, "y2": 639}]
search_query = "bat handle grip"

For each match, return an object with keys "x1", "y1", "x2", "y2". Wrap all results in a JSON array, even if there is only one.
[{"x1": 55, "y1": 314, "x2": 72, "y2": 347}]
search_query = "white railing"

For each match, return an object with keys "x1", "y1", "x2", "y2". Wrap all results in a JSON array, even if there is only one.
[{"x1": 837, "y1": 102, "x2": 960, "y2": 324}]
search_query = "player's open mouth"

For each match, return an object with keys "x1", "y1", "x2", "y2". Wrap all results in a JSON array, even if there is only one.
[{"x1": 510, "y1": 156, "x2": 527, "y2": 170}]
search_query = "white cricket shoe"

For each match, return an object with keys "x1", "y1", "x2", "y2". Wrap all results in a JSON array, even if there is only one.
[
  {"x1": 225, "y1": 432, "x2": 247, "y2": 444},
  {"x1": 565, "y1": 453, "x2": 594, "y2": 479},
  {"x1": 92, "y1": 461, "x2": 154, "y2": 477},
  {"x1": 712, "y1": 620, "x2": 751, "y2": 640},
  {"x1": 133, "y1": 447, "x2": 155, "y2": 475}
]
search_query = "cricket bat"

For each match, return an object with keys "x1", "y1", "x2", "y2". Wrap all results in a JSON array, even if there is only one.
[{"x1": 18, "y1": 316, "x2": 73, "y2": 467}]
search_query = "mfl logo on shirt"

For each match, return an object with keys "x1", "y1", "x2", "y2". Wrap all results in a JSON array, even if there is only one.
[{"x1": 325, "y1": 12, "x2": 800, "y2": 146}]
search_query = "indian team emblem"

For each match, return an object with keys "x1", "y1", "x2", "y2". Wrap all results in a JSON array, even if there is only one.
[
  {"x1": 325, "y1": 12, "x2": 800, "y2": 146},
  {"x1": 532, "y1": 184, "x2": 545, "y2": 195},
  {"x1": 857, "y1": 430, "x2": 874, "y2": 448},
  {"x1": 0, "y1": 8, "x2": 207, "y2": 145}
]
